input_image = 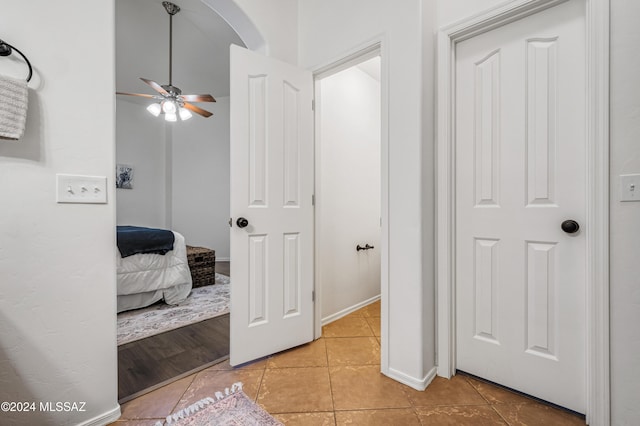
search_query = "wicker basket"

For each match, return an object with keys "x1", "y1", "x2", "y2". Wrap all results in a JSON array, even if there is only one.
[{"x1": 186, "y1": 245, "x2": 216, "y2": 288}]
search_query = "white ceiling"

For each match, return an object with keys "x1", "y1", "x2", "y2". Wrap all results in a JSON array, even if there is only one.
[
  {"x1": 357, "y1": 57, "x2": 381, "y2": 82},
  {"x1": 116, "y1": 0, "x2": 244, "y2": 98}
]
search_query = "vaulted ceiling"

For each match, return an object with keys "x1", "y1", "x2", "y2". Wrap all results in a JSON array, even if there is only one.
[{"x1": 116, "y1": 0, "x2": 244, "y2": 99}]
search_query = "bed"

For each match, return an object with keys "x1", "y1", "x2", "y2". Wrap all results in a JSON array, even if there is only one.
[{"x1": 116, "y1": 226, "x2": 192, "y2": 313}]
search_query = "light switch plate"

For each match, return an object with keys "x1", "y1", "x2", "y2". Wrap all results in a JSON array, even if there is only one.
[
  {"x1": 56, "y1": 174, "x2": 108, "y2": 204},
  {"x1": 620, "y1": 174, "x2": 640, "y2": 202}
]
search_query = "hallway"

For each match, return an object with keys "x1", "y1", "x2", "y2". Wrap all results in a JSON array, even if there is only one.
[{"x1": 113, "y1": 300, "x2": 584, "y2": 425}]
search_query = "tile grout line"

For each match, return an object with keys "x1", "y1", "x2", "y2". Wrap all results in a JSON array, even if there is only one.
[
  {"x1": 252, "y1": 361, "x2": 268, "y2": 404},
  {"x1": 326, "y1": 305, "x2": 383, "y2": 420},
  {"x1": 364, "y1": 314, "x2": 377, "y2": 337},
  {"x1": 460, "y1": 374, "x2": 526, "y2": 425},
  {"x1": 167, "y1": 373, "x2": 198, "y2": 418},
  {"x1": 490, "y1": 404, "x2": 513, "y2": 426},
  {"x1": 321, "y1": 332, "x2": 340, "y2": 423},
  {"x1": 461, "y1": 374, "x2": 493, "y2": 405},
  {"x1": 410, "y1": 396, "x2": 424, "y2": 424},
  {"x1": 322, "y1": 333, "x2": 337, "y2": 417}
]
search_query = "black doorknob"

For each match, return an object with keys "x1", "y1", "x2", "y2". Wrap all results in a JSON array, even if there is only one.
[
  {"x1": 236, "y1": 217, "x2": 249, "y2": 228},
  {"x1": 561, "y1": 219, "x2": 580, "y2": 234}
]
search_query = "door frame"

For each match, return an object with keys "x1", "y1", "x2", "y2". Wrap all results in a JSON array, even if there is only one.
[
  {"x1": 435, "y1": 0, "x2": 610, "y2": 424},
  {"x1": 311, "y1": 39, "x2": 390, "y2": 373}
]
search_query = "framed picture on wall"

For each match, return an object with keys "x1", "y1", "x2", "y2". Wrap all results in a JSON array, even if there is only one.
[{"x1": 116, "y1": 164, "x2": 134, "y2": 189}]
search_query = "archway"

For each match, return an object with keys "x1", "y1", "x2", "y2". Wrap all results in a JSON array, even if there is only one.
[
  {"x1": 201, "y1": 0, "x2": 267, "y2": 54},
  {"x1": 114, "y1": 0, "x2": 267, "y2": 402}
]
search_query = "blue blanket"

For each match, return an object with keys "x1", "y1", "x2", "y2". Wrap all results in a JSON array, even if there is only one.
[{"x1": 116, "y1": 226, "x2": 175, "y2": 258}]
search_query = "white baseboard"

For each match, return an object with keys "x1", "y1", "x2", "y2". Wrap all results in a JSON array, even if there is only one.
[
  {"x1": 75, "y1": 405, "x2": 121, "y2": 426},
  {"x1": 216, "y1": 257, "x2": 230, "y2": 262},
  {"x1": 321, "y1": 294, "x2": 381, "y2": 326},
  {"x1": 386, "y1": 366, "x2": 437, "y2": 391}
]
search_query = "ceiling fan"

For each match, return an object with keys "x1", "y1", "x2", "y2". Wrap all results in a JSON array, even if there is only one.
[{"x1": 116, "y1": 1, "x2": 215, "y2": 121}]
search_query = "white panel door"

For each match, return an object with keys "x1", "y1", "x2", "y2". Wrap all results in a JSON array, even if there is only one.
[
  {"x1": 455, "y1": 0, "x2": 586, "y2": 413},
  {"x1": 230, "y1": 45, "x2": 314, "y2": 366}
]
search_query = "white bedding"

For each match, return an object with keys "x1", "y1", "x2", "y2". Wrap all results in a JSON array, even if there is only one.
[{"x1": 116, "y1": 231, "x2": 192, "y2": 313}]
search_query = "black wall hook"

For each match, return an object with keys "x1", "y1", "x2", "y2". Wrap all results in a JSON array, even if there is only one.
[
  {"x1": 0, "y1": 39, "x2": 33, "y2": 82},
  {"x1": 356, "y1": 244, "x2": 375, "y2": 252}
]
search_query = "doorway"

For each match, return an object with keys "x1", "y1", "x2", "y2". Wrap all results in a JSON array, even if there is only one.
[
  {"x1": 314, "y1": 54, "x2": 382, "y2": 328},
  {"x1": 114, "y1": 0, "x2": 247, "y2": 402},
  {"x1": 455, "y1": 0, "x2": 587, "y2": 413},
  {"x1": 228, "y1": 44, "x2": 388, "y2": 367},
  {"x1": 436, "y1": 0, "x2": 611, "y2": 421}
]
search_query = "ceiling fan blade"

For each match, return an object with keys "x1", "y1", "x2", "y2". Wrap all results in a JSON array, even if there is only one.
[
  {"x1": 140, "y1": 78, "x2": 169, "y2": 95},
  {"x1": 180, "y1": 94, "x2": 216, "y2": 103},
  {"x1": 116, "y1": 92, "x2": 156, "y2": 98},
  {"x1": 183, "y1": 102, "x2": 213, "y2": 118}
]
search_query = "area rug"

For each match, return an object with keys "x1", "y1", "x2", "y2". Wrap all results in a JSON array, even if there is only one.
[
  {"x1": 155, "y1": 382, "x2": 282, "y2": 426},
  {"x1": 117, "y1": 273, "x2": 231, "y2": 346}
]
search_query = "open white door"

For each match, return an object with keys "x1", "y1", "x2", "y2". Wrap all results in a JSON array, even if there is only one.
[{"x1": 229, "y1": 45, "x2": 314, "y2": 366}]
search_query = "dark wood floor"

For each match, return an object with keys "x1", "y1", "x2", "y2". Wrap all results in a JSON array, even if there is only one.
[
  {"x1": 217, "y1": 260, "x2": 230, "y2": 276},
  {"x1": 118, "y1": 261, "x2": 231, "y2": 403}
]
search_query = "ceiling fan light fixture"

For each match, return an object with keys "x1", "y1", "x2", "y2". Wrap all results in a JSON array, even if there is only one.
[
  {"x1": 116, "y1": 1, "x2": 215, "y2": 120},
  {"x1": 162, "y1": 100, "x2": 177, "y2": 114},
  {"x1": 179, "y1": 107, "x2": 192, "y2": 121},
  {"x1": 146, "y1": 102, "x2": 162, "y2": 117}
]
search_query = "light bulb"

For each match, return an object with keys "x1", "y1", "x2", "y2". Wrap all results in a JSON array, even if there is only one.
[
  {"x1": 165, "y1": 112, "x2": 177, "y2": 122},
  {"x1": 179, "y1": 107, "x2": 193, "y2": 121},
  {"x1": 162, "y1": 100, "x2": 177, "y2": 114},
  {"x1": 146, "y1": 103, "x2": 162, "y2": 117}
]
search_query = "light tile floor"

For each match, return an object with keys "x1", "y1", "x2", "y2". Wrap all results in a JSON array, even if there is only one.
[{"x1": 111, "y1": 300, "x2": 585, "y2": 425}]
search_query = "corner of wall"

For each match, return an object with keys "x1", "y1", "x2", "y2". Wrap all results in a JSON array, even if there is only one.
[
  {"x1": 387, "y1": 365, "x2": 438, "y2": 391},
  {"x1": 421, "y1": 0, "x2": 438, "y2": 377},
  {"x1": 231, "y1": 0, "x2": 298, "y2": 63}
]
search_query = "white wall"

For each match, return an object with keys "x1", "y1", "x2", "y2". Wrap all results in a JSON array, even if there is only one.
[
  {"x1": 299, "y1": 0, "x2": 437, "y2": 389},
  {"x1": 115, "y1": 0, "x2": 171, "y2": 229},
  {"x1": 115, "y1": 99, "x2": 168, "y2": 228},
  {"x1": 438, "y1": 0, "x2": 640, "y2": 423},
  {"x1": 609, "y1": 1, "x2": 640, "y2": 424},
  {"x1": 437, "y1": 0, "x2": 511, "y2": 25},
  {"x1": 318, "y1": 65, "x2": 381, "y2": 320},
  {"x1": 422, "y1": 0, "x2": 437, "y2": 385},
  {"x1": 115, "y1": 98, "x2": 232, "y2": 258},
  {"x1": 116, "y1": 0, "x2": 235, "y2": 258},
  {"x1": 0, "y1": 1, "x2": 119, "y2": 425},
  {"x1": 233, "y1": 0, "x2": 299, "y2": 63},
  {"x1": 0, "y1": 1, "x2": 294, "y2": 425},
  {"x1": 6, "y1": 1, "x2": 632, "y2": 423},
  {"x1": 172, "y1": 97, "x2": 231, "y2": 259}
]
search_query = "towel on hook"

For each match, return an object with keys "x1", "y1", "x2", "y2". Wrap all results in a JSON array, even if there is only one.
[{"x1": 0, "y1": 74, "x2": 28, "y2": 140}]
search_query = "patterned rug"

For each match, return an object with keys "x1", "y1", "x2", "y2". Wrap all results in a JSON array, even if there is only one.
[
  {"x1": 155, "y1": 382, "x2": 281, "y2": 426},
  {"x1": 117, "y1": 273, "x2": 231, "y2": 346}
]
